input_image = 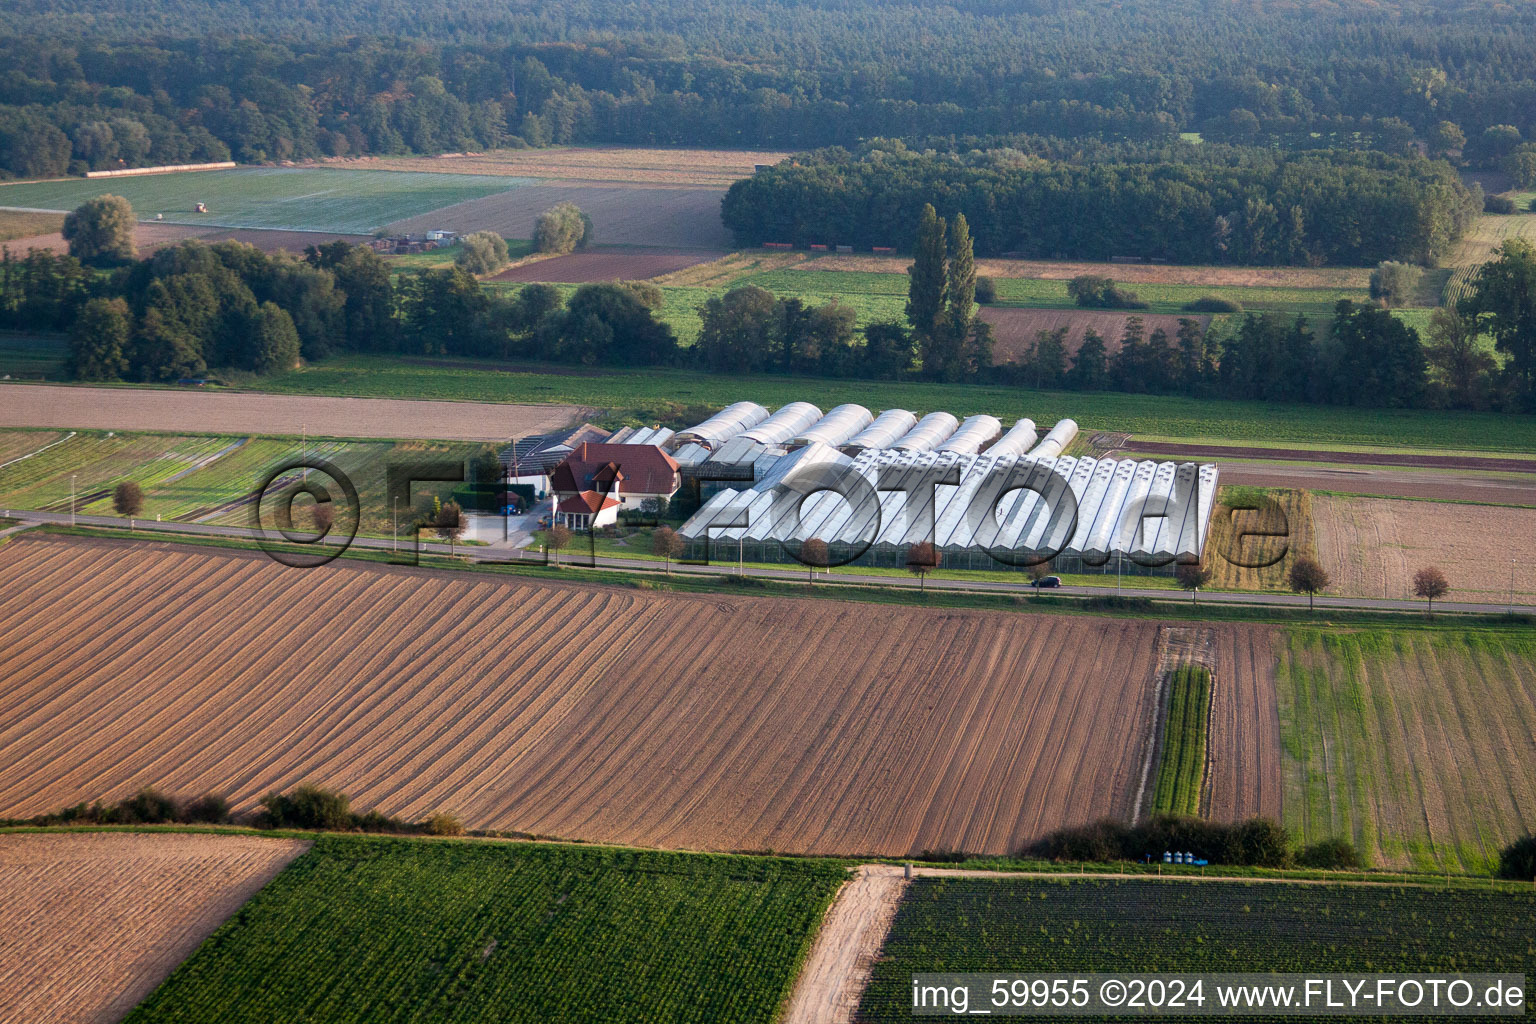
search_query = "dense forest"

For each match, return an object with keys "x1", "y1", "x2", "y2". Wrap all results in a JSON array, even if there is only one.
[
  {"x1": 4, "y1": 0, "x2": 1536, "y2": 177},
  {"x1": 721, "y1": 145, "x2": 1479, "y2": 265}
]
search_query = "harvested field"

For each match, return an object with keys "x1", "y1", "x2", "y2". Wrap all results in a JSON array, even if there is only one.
[
  {"x1": 804, "y1": 252, "x2": 1370, "y2": 289},
  {"x1": 1448, "y1": 211, "x2": 1536, "y2": 268},
  {"x1": 1204, "y1": 487, "x2": 1317, "y2": 593},
  {"x1": 0, "y1": 209, "x2": 63, "y2": 242},
  {"x1": 0, "y1": 832, "x2": 307, "y2": 1024},
  {"x1": 385, "y1": 183, "x2": 732, "y2": 249},
  {"x1": 978, "y1": 307, "x2": 1207, "y2": 364},
  {"x1": 0, "y1": 384, "x2": 581, "y2": 441},
  {"x1": 0, "y1": 535, "x2": 1273, "y2": 856},
  {"x1": 0, "y1": 221, "x2": 207, "y2": 257},
  {"x1": 1278, "y1": 627, "x2": 1536, "y2": 872},
  {"x1": 650, "y1": 249, "x2": 809, "y2": 287},
  {"x1": 490, "y1": 246, "x2": 723, "y2": 283},
  {"x1": 332, "y1": 147, "x2": 793, "y2": 187},
  {"x1": 1313, "y1": 494, "x2": 1536, "y2": 603}
]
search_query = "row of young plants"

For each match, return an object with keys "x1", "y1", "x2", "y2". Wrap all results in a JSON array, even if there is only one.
[
  {"x1": 1151, "y1": 665, "x2": 1213, "y2": 817},
  {"x1": 858, "y1": 876, "x2": 1536, "y2": 1021}
]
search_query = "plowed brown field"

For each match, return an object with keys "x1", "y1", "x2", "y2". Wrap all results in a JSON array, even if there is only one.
[
  {"x1": 977, "y1": 307, "x2": 1207, "y2": 364},
  {"x1": 0, "y1": 535, "x2": 1276, "y2": 856},
  {"x1": 0, "y1": 832, "x2": 307, "y2": 1024}
]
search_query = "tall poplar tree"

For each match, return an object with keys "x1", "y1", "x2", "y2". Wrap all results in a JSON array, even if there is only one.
[{"x1": 906, "y1": 204, "x2": 947, "y2": 341}]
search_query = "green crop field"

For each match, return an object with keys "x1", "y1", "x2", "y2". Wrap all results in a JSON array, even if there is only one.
[
  {"x1": 1278, "y1": 626, "x2": 1536, "y2": 874},
  {"x1": 0, "y1": 168, "x2": 523, "y2": 234},
  {"x1": 125, "y1": 835, "x2": 846, "y2": 1024},
  {"x1": 1152, "y1": 664, "x2": 1213, "y2": 817},
  {"x1": 0, "y1": 331, "x2": 68, "y2": 378},
  {"x1": 858, "y1": 877, "x2": 1536, "y2": 1021},
  {"x1": 260, "y1": 355, "x2": 1536, "y2": 452}
]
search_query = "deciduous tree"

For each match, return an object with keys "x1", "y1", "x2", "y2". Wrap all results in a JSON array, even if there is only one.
[
  {"x1": 113, "y1": 480, "x2": 143, "y2": 527},
  {"x1": 62, "y1": 194, "x2": 136, "y2": 266},
  {"x1": 1286, "y1": 556, "x2": 1331, "y2": 610},
  {"x1": 907, "y1": 540, "x2": 940, "y2": 593},
  {"x1": 651, "y1": 525, "x2": 683, "y2": 574},
  {"x1": 1411, "y1": 566, "x2": 1450, "y2": 612}
]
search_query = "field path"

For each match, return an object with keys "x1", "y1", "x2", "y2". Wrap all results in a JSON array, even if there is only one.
[
  {"x1": 782, "y1": 865, "x2": 909, "y2": 1024},
  {"x1": 0, "y1": 384, "x2": 582, "y2": 441},
  {"x1": 0, "y1": 832, "x2": 307, "y2": 1024}
]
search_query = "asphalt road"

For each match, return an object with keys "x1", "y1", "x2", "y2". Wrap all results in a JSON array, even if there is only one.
[{"x1": 5, "y1": 509, "x2": 1528, "y2": 616}]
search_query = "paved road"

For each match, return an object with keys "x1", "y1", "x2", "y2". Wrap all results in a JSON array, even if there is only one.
[{"x1": 6, "y1": 510, "x2": 1529, "y2": 616}]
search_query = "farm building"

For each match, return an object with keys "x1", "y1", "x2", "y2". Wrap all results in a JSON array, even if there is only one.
[
  {"x1": 665, "y1": 401, "x2": 1218, "y2": 574},
  {"x1": 549, "y1": 442, "x2": 682, "y2": 512}
]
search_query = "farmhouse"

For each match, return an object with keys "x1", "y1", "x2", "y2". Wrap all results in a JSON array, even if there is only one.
[{"x1": 549, "y1": 442, "x2": 681, "y2": 518}]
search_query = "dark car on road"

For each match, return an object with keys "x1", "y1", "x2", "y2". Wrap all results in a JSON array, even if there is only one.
[{"x1": 1029, "y1": 575, "x2": 1063, "y2": 588}]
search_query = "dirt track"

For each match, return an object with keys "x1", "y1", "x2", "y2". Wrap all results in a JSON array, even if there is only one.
[
  {"x1": 0, "y1": 535, "x2": 1278, "y2": 856},
  {"x1": 0, "y1": 832, "x2": 306, "y2": 1024},
  {"x1": 0, "y1": 384, "x2": 581, "y2": 441},
  {"x1": 782, "y1": 866, "x2": 907, "y2": 1024}
]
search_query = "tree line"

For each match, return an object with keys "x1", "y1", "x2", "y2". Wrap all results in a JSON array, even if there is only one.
[
  {"x1": 8, "y1": 0, "x2": 1536, "y2": 178},
  {"x1": 722, "y1": 144, "x2": 1479, "y2": 267}
]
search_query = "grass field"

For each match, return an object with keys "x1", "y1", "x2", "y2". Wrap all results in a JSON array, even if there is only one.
[
  {"x1": 125, "y1": 835, "x2": 846, "y2": 1024},
  {"x1": 1277, "y1": 626, "x2": 1536, "y2": 874},
  {"x1": 335, "y1": 146, "x2": 793, "y2": 187},
  {"x1": 259, "y1": 356, "x2": 1536, "y2": 451},
  {"x1": 1152, "y1": 664, "x2": 1213, "y2": 817},
  {"x1": 858, "y1": 876, "x2": 1536, "y2": 1021},
  {"x1": 0, "y1": 429, "x2": 485, "y2": 535},
  {"x1": 748, "y1": 264, "x2": 1366, "y2": 318},
  {"x1": 0, "y1": 168, "x2": 523, "y2": 234}
]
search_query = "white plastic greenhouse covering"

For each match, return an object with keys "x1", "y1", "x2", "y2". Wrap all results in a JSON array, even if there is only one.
[
  {"x1": 843, "y1": 408, "x2": 917, "y2": 451},
  {"x1": 794, "y1": 404, "x2": 873, "y2": 447},
  {"x1": 675, "y1": 401, "x2": 770, "y2": 447},
  {"x1": 983, "y1": 418, "x2": 1037, "y2": 457},
  {"x1": 606, "y1": 425, "x2": 674, "y2": 446},
  {"x1": 740, "y1": 402, "x2": 823, "y2": 444},
  {"x1": 890, "y1": 411, "x2": 959, "y2": 452},
  {"x1": 1028, "y1": 418, "x2": 1079, "y2": 458},
  {"x1": 936, "y1": 414, "x2": 1002, "y2": 454},
  {"x1": 678, "y1": 448, "x2": 1218, "y2": 564}
]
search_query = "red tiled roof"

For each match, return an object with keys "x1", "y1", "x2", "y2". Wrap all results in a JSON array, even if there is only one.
[
  {"x1": 558, "y1": 490, "x2": 620, "y2": 515},
  {"x1": 549, "y1": 443, "x2": 680, "y2": 497}
]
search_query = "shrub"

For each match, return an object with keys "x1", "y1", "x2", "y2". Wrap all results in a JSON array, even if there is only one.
[
  {"x1": 116, "y1": 786, "x2": 180, "y2": 824},
  {"x1": 974, "y1": 276, "x2": 997, "y2": 303},
  {"x1": 916, "y1": 849, "x2": 976, "y2": 863},
  {"x1": 1484, "y1": 195, "x2": 1516, "y2": 214},
  {"x1": 1082, "y1": 595, "x2": 1154, "y2": 612},
  {"x1": 1296, "y1": 837, "x2": 1361, "y2": 869},
  {"x1": 180, "y1": 793, "x2": 230, "y2": 823},
  {"x1": 258, "y1": 785, "x2": 352, "y2": 830},
  {"x1": 534, "y1": 201, "x2": 592, "y2": 254},
  {"x1": 1028, "y1": 816, "x2": 1293, "y2": 867},
  {"x1": 1183, "y1": 296, "x2": 1243, "y2": 313},
  {"x1": 1497, "y1": 835, "x2": 1536, "y2": 880},
  {"x1": 1368, "y1": 260, "x2": 1423, "y2": 307},
  {"x1": 454, "y1": 231, "x2": 510, "y2": 274},
  {"x1": 427, "y1": 813, "x2": 466, "y2": 836},
  {"x1": 1068, "y1": 274, "x2": 1147, "y2": 310}
]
